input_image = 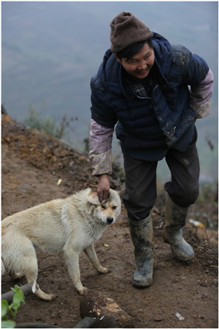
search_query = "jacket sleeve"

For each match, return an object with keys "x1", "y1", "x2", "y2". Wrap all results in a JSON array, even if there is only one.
[
  {"x1": 90, "y1": 75, "x2": 117, "y2": 128},
  {"x1": 89, "y1": 119, "x2": 114, "y2": 176},
  {"x1": 189, "y1": 68, "x2": 214, "y2": 118},
  {"x1": 178, "y1": 46, "x2": 214, "y2": 118},
  {"x1": 89, "y1": 72, "x2": 117, "y2": 175}
]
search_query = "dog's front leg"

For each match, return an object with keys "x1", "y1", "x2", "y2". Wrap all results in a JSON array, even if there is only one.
[
  {"x1": 84, "y1": 244, "x2": 110, "y2": 274},
  {"x1": 64, "y1": 246, "x2": 88, "y2": 295}
]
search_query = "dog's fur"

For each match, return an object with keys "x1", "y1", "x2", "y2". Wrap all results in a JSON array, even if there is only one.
[{"x1": 1, "y1": 188, "x2": 121, "y2": 300}]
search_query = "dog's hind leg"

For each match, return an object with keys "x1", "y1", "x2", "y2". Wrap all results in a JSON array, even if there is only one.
[
  {"x1": 24, "y1": 261, "x2": 56, "y2": 301},
  {"x1": 31, "y1": 281, "x2": 56, "y2": 301},
  {"x1": 23, "y1": 247, "x2": 56, "y2": 301},
  {"x1": 3, "y1": 231, "x2": 55, "y2": 301},
  {"x1": 84, "y1": 244, "x2": 110, "y2": 274}
]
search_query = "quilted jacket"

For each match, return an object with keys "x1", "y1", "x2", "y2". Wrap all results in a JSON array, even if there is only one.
[{"x1": 90, "y1": 33, "x2": 210, "y2": 164}]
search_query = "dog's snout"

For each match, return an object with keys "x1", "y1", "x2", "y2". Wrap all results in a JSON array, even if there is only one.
[{"x1": 107, "y1": 217, "x2": 113, "y2": 224}]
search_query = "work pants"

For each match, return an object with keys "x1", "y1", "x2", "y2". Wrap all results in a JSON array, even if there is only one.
[{"x1": 122, "y1": 141, "x2": 200, "y2": 221}]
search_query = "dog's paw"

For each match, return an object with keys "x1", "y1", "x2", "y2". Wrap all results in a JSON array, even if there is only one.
[
  {"x1": 47, "y1": 293, "x2": 57, "y2": 301},
  {"x1": 78, "y1": 287, "x2": 89, "y2": 296},
  {"x1": 37, "y1": 292, "x2": 57, "y2": 301},
  {"x1": 41, "y1": 293, "x2": 57, "y2": 301},
  {"x1": 98, "y1": 266, "x2": 110, "y2": 274}
]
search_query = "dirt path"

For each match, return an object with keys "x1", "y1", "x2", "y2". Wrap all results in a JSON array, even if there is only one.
[{"x1": 1, "y1": 114, "x2": 218, "y2": 328}]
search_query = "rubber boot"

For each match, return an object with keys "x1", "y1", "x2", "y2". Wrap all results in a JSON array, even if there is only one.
[
  {"x1": 129, "y1": 216, "x2": 154, "y2": 287},
  {"x1": 163, "y1": 194, "x2": 194, "y2": 261}
]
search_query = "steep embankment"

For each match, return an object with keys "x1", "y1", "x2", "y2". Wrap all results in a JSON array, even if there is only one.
[{"x1": 2, "y1": 113, "x2": 218, "y2": 328}]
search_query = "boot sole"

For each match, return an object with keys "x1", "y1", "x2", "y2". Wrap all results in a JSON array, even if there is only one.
[
  {"x1": 164, "y1": 233, "x2": 195, "y2": 261},
  {"x1": 172, "y1": 249, "x2": 195, "y2": 262},
  {"x1": 132, "y1": 279, "x2": 153, "y2": 288}
]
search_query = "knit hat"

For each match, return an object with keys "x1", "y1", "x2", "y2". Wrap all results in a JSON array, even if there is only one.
[{"x1": 110, "y1": 12, "x2": 153, "y2": 53}]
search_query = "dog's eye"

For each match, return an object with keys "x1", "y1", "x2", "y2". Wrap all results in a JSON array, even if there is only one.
[
  {"x1": 112, "y1": 206, "x2": 117, "y2": 210},
  {"x1": 101, "y1": 205, "x2": 106, "y2": 209}
]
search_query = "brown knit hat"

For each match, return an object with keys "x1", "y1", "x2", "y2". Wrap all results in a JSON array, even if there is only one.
[{"x1": 110, "y1": 12, "x2": 153, "y2": 53}]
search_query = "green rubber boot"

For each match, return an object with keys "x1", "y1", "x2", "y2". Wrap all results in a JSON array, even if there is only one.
[
  {"x1": 129, "y1": 216, "x2": 154, "y2": 287},
  {"x1": 164, "y1": 194, "x2": 194, "y2": 261}
]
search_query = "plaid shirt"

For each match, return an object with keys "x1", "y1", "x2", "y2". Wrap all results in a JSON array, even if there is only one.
[{"x1": 126, "y1": 71, "x2": 155, "y2": 98}]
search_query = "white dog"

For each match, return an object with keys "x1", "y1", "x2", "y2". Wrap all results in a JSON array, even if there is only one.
[{"x1": 1, "y1": 188, "x2": 121, "y2": 300}]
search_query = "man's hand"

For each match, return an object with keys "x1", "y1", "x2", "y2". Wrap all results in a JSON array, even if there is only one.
[{"x1": 97, "y1": 174, "x2": 110, "y2": 202}]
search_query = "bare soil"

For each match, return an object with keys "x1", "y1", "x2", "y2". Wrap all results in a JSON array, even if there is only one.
[{"x1": 1, "y1": 113, "x2": 218, "y2": 328}]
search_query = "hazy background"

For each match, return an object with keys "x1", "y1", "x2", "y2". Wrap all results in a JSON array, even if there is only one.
[{"x1": 2, "y1": 1, "x2": 218, "y2": 182}]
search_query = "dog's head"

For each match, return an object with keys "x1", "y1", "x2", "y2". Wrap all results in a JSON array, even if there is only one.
[{"x1": 87, "y1": 188, "x2": 121, "y2": 225}]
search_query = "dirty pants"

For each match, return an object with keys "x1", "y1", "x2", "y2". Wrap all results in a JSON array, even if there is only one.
[{"x1": 122, "y1": 141, "x2": 200, "y2": 221}]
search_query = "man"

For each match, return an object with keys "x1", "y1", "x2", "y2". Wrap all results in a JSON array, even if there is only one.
[{"x1": 89, "y1": 12, "x2": 214, "y2": 287}]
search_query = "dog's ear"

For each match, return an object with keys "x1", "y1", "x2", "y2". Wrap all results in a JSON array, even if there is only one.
[{"x1": 87, "y1": 190, "x2": 100, "y2": 205}]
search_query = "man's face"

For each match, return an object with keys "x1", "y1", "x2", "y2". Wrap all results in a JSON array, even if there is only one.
[{"x1": 116, "y1": 42, "x2": 155, "y2": 79}]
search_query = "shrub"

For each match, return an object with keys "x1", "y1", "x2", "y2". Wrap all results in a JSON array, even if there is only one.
[
  {"x1": 1, "y1": 286, "x2": 25, "y2": 328},
  {"x1": 23, "y1": 106, "x2": 77, "y2": 139}
]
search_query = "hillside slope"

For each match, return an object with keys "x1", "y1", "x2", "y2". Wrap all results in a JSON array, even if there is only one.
[{"x1": 1, "y1": 114, "x2": 218, "y2": 328}]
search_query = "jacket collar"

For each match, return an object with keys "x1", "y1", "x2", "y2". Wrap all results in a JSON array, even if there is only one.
[{"x1": 99, "y1": 33, "x2": 172, "y2": 97}]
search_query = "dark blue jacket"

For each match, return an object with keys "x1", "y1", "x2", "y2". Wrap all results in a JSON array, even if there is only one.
[{"x1": 90, "y1": 33, "x2": 209, "y2": 161}]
